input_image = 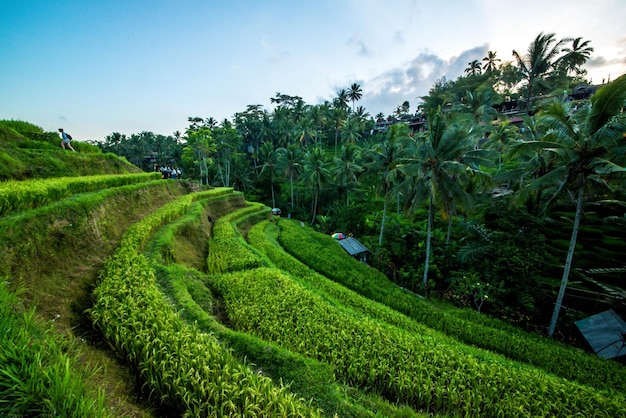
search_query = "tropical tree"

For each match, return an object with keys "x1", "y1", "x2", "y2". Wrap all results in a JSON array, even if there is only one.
[
  {"x1": 348, "y1": 83, "x2": 363, "y2": 112},
  {"x1": 361, "y1": 124, "x2": 410, "y2": 245},
  {"x1": 307, "y1": 103, "x2": 327, "y2": 144},
  {"x1": 330, "y1": 106, "x2": 347, "y2": 156},
  {"x1": 465, "y1": 60, "x2": 482, "y2": 76},
  {"x1": 277, "y1": 143, "x2": 304, "y2": 209},
  {"x1": 182, "y1": 126, "x2": 215, "y2": 185},
  {"x1": 212, "y1": 121, "x2": 242, "y2": 187},
  {"x1": 234, "y1": 104, "x2": 269, "y2": 172},
  {"x1": 302, "y1": 146, "x2": 332, "y2": 225},
  {"x1": 401, "y1": 111, "x2": 491, "y2": 290},
  {"x1": 458, "y1": 89, "x2": 498, "y2": 123},
  {"x1": 394, "y1": 101, "x2": 411, "y2": 119},
  {"x1": 521, "y1": 76, "x2": 626, "y2": 336},
  {"x1": 334, "y1": 89, "x2": 350, "y2": 112},
  {"x1": 421, "y1": 77, "x2": 455, "y2": 113},
  {"x1": 204, "y1": 117, "x2": 218, "y2": 129},
  {"x1": 340, "y1": 115, "x2": 362, "y2": 145},
  {"x1": 482, "y1": 50, "x2": 501, "y2": 73},
  {"x1": 559, "y1": 37, "x2": 594, "y2": 76},
  {"x1": 259, "y1": 141, "x2": 280, "y2": 209},
  {"x1": 512, "y1": 32, "x2": 567, "y2": 107},
  {"x1": 230, "y1": 153, "x2": 254, "y2": 191},
  {"x1": 334, "y1": 143, "x2": 362, "y2": 206}
]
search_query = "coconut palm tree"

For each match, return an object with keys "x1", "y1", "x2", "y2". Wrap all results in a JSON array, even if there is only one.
[
  {"x1": 277, "y1": 143, "x2": 304, "y2": 208},
  {"x1": 334, "y1": 143, "x2": 362, "y2": 206},
  {"x1": 340, "y1": 115, "x2": 362, "y2": 145},
  {"x1": 302, "y1": 146, "x2": 332, "y2": 225},
  {"x1": 524, "y1": 75, "x2": 626, "y2": 337},
  {"x1": 482, "y1": 50, "x2": 501, "y2": 73},
  {"x1": 348, "y1": 83, "x2": 363, "y2": 112},
  {"x1": 330, "y1": 106, "x2": 347, "y2": 157},
  {"x1": 259, "y1": 141, "x2": 280, "y2": 209},
  {"x1": 335, "y1": 89, "x2": 350, "y2": 111},
  {"x1": 559, "y1": 37, "x2": 594, "y2": 76},
  {"x1": 361, "y1": 123, "x2": 410, "y2": 246},
  {"x1": 459, "y1": 90, "x2": 498, "y2": 123},
  {"x1": 464, "y1": 60, "x2": 482, "y2": 76},
  {"x1": 400, "y1": 111, "x2": 490, "y2": 290},
  {"x1": 512, "y1": 32, "x2": 567, "y2": 108}
]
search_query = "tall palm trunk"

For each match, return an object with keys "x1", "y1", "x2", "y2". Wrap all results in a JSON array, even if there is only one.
[
  {"x1": 378, "y1": 195, "x2": 387, "y2": 246},
  {"x1": 423, "y1": 196, "x2": 434, "y2": 292},
  {"x1": 290, "y1": 175, "x2": 294, "y2": 208},
  {"x1": 310, "y1": 187, "x2": 318, "y2": 225},
  {"x1": 548, "y1": 181, "x2": 584, "y2": 337},
  {"x1": 445, "y1": 199, "x2": 455, "y2": 246}
]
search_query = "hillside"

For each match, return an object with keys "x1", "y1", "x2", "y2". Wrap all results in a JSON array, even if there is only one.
[
  {"x1": 0, "y1": 120, "x2": 141, "y2": 180},
  {"x1": 2, "y1": 122, "x2": 626, "y2": 417}
]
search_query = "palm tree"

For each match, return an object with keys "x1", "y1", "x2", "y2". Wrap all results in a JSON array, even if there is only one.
[
  {"x1": 401, "y1": 111, "x2": 489, "y2": 290},
  {"x1": 230, "y1": 153, "x2": 254, "y2": 192},
  {"x1": 334, "y1": 143, "x2": 362, "y2": 206},
  {"x1": 277, "y1": 143, "x2": 304, "y2": 208},
  {"x1": 182, "y1": 126, "x2": 215, "y2": 185},
  {"x1": 302, "y1": 146, "x2": 332, "y2": 225},
  {"x1": 348, "y1": 83, "x2": 363, "y2": 112},
  {"x1": 361, "y1": 123, "x2": 410, "y2": 246},
  {"x1": 523, "y1": 76, "x2": 626, "y2": 337},
  {"x1": 334, "y1": 89, "x2": 350, "y2": 111},
  {"x1": 459, "y1": 90, "x2": 498, "y2": 123},
  {"x1": 340, "y1": 115, "x2": 362, "y2": 145},
  {"x1": 482, "y1": 50, "x2": 501, "y2": 73},
  {"x1": 204, "y1": 117, "x2": 218, "y2": 128},
  {"x1": 330, "y1": 106, "x2": 347, "y2": 157},
  {"x1": 560, "y1": 37, "x2": 594, "y2": 76},
  {"x1": 259, "y1": 141, "x2": 280, "y2": 209},
  {"x1": 464, "y1": 60, "x2": 482, "y2": 76},
  {"x1": 512, "y1": 32, "x2": 567, "y2": 107}
]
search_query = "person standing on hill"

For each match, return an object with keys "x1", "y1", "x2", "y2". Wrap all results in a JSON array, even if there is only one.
[{"x1": 58, "y1": 128, "x2": 75, "y2": 151}]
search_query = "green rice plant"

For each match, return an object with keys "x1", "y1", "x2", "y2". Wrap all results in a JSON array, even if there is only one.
[
  {"x1": 0, "y1": 119, "x2": 44, "y2": 137},
  {"x1": 150, "y1": 255, "x2": 429, "y2": 418},
  {"x1": 0, "y1": 281, "x2": 109, "y2": 417},
  {"x1": 276, "y1": 219, "x2": 626, "y2": 394},
  {"x1": 143, "y1": 200, "x2": 207, "y2": 266},
  {"x1": 211, "y1": 267, "x2": 626, "y2": 417},
  {"x1": 248, "y1": 221, "x2": 529, "y2": 364},
  {"x1": 90, "y1": 192, "x2": 320, "y2": 417},
  {"x1": 207, "y1": 203, "x2": 269, "y2": 274},
  {"x1": 142, "y1": 210, "x2": 428, "y2": 416},
  {"x1": 0, "y1": 172, "x2": 162, "y2": 217}
]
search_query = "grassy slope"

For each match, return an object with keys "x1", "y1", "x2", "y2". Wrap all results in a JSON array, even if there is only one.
[
  {"x1": 0, "y1": 123, "x2": 187, "y2": 416},
  {"x1": 0, "y1": 120, "x2": 141, "y2": 180}
]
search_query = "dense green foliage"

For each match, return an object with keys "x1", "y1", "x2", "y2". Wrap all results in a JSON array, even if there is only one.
[
  {"x1": 275, "y1": 218, "x2": 626, "y2": 393},
  {"x1": 90, "y1": 190, "x2": 321, "y2": 417},
  {"x1": 0, "y1": 282, "x2": 108, "y2": 417},
  {"x1": 212, "y1": 266, "x2": 626, "y2": 416}
]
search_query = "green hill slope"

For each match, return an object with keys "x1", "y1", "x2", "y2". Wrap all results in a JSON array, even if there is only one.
[{"x1": 0, "y1": 120, "x2": 141, "y2": 180}]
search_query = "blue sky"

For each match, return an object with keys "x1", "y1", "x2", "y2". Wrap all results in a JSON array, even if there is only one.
[{"x1": 2, "y1": 0, "x2": 625, "y2": 141}]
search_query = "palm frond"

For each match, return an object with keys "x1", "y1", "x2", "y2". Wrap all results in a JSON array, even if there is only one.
[{"x1": 589, "y1": 74, "x2": 626, "y2": 133}]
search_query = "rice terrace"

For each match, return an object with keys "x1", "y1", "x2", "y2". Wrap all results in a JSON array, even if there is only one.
[{"x1": 2, "y1": 55, "x2": 626, "y2": 417}]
